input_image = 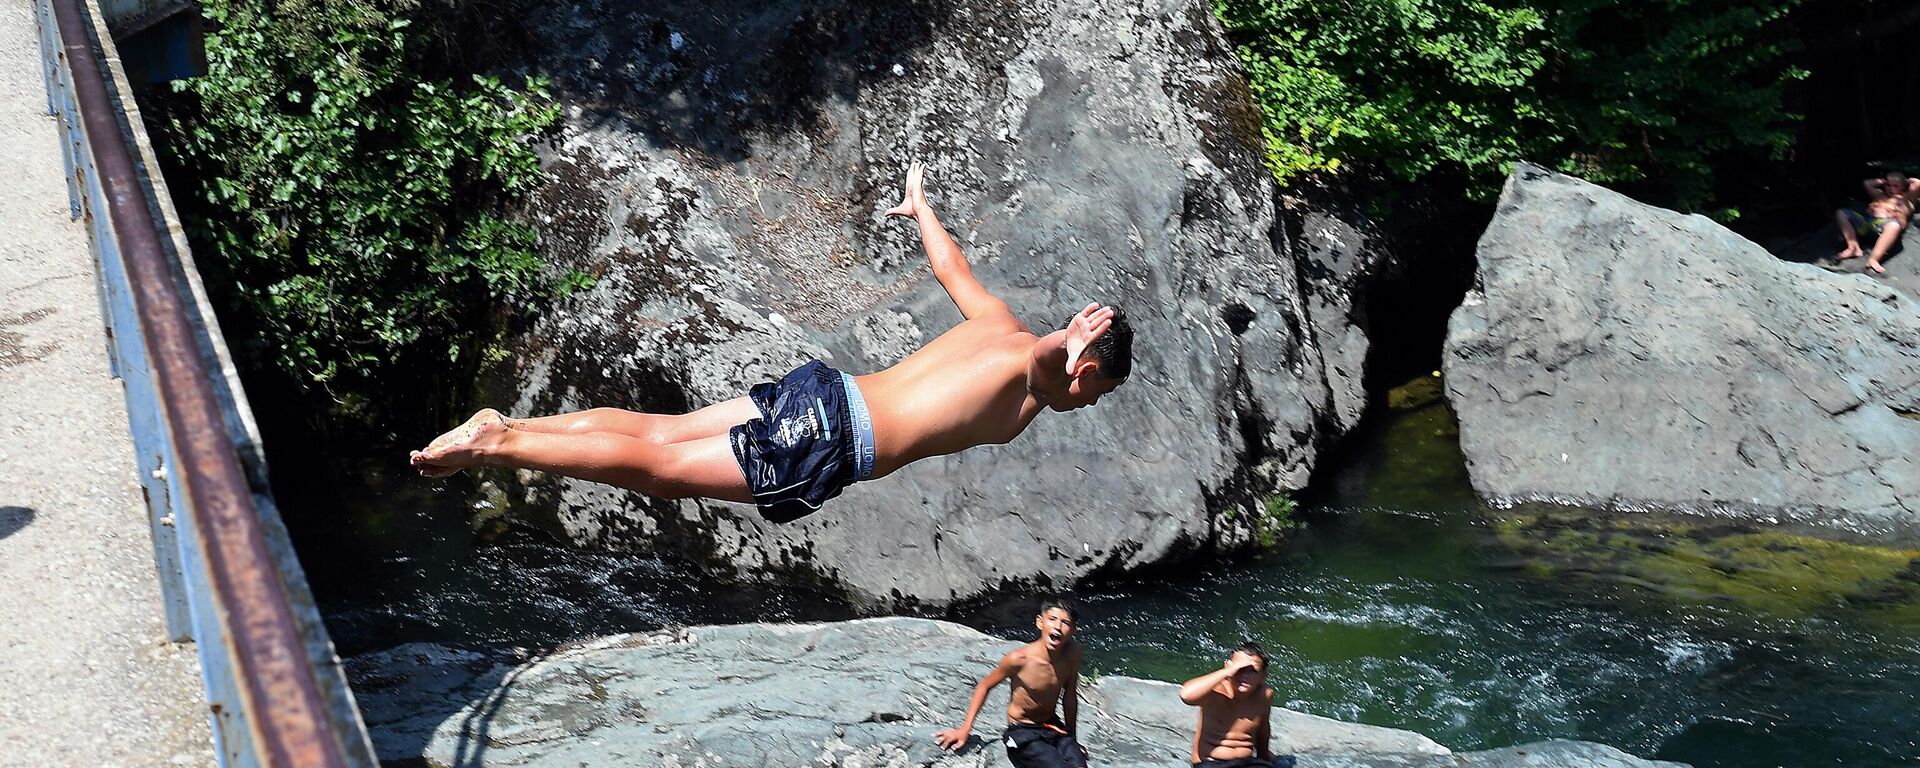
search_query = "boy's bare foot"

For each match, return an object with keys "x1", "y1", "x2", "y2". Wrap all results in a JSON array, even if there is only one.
[
  {"x1": 1868, "y1": 260, "x2": 1887, "y2": 274},
  {"x1": 410, "y1": 409, "x2": 510, "y2": 477},
  {"x1": 884, "y1": 161, "x2": 925, "y2": 218},
  {"x1": 1837, "y1": 245, "x2": 1864, "y2": 260}
]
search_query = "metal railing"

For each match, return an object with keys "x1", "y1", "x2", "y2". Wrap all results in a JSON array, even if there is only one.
[{"x1": 35, "y1": 0, "x2": 377, "y2": 764}]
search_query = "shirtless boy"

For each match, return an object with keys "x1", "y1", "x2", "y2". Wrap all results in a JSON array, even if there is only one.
[
  {"x1": 1837, "y1": 170, "x2": 1913, "y2": 274},
  {"x1": 934, "y1": 600, "x2": 1088, "y2": 768},
  {"x1": 1178, "y1": 642, "x2": 1295, "y2": 768},
  {"x1": 409, "y1": 163, "x2": 1133, "y2": 522}
]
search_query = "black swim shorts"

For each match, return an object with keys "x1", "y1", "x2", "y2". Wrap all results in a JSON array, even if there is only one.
[
  {"x1": 1193, "y1": 757, "x2": 1296, "y2": 768},
  {"x1": 1003, "y1": 722, "x2": 1088, "y2": 768},
  {"x1": 728, "y1": 360, "x2": 874, "y2": 523}
]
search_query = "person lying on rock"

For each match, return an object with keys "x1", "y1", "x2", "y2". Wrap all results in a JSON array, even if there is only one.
[
  {"x1": 1837, "y1": 169, "x2": 1913, "y2": 274},
  {"x1": 934, "y1": 599, "x2": 1088, "y2": 768},
  {"x1": 1179, "y1": 642, "x2": 1296, "y2": 768},
  {"x1": 409, "y1": 162, "x2": 1133, "y2": 522},
  {"x1": 1865, "y1": 169, "x2": 1920, "y2": 213}
]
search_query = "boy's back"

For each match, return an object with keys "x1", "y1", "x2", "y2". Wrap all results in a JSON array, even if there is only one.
[{"x1": 854, "y1": 316, "x2": 1042, "y2": 478}]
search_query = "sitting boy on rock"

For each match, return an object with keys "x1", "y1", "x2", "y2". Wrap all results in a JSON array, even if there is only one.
[
  {"x1": 934, "y1": 599, "x2": 1088, "y2": 768},
  {"x1": 1179, "y1": 642, "x2": 1296, "y2": 768}
]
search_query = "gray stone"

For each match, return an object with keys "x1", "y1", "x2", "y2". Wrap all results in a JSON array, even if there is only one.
[
  {"x1": 1444, "y1": 163, "x2": 1920, "y2": 539},
  {"x1": 483, "y1": 0, "x2": 1370, "y2": 606},
  {"x1": 349, "y1": 618, "x2": 1682, "y2": 767}
]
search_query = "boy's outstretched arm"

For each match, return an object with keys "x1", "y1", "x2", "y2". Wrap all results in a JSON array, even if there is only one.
[
  {"x1": 886, "y1": 163, "x2": 1017, "y2": 324},
  {"x1": 1179, "y1": 657, "x2": 1255, "y2": 705},
  {"x1": 1062, "y1": 660, "x2": 1081, "y2": 734},
  {"x1": 934, "y1": 652, "x2": 1018, "y2": 750}
]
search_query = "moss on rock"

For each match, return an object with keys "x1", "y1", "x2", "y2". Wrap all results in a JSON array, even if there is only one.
[{"x1": 1493, "y1": 510, "x2": 1920, "y2": 629}]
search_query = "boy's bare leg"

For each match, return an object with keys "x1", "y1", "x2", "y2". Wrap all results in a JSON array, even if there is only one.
[
  {"x1": 1866, "y1": 224, "x2": 1903, "y2": 274},
  {"x1": 1836, "y1": 210, "x2": 1865, "y2": 260},
  {"x1": 413, "y1": 423, "x2": 752, "y2": 502},
  {"x1": 508, "y1": 398, "x2": 758, "y2": 444}
]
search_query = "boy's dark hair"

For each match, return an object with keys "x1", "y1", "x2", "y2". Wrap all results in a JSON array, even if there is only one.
[
  {"x1": 1233, "y1": 640, "x2": 1270, "y2": 672},
  {"x1": 1037, "y1": 596, "x2": 1077, "y2": 620},
  {"x1": 1068, "y1": 306, "x2": 1133, "y2": 381}
]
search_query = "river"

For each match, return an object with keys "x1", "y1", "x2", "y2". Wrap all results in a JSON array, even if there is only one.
[
  {"x1": 292, "y1": 380, "x2": 1920, "y2": 767},
  {"x1": 963, "y1": 380, "x2": 1920, "y2": 767}
]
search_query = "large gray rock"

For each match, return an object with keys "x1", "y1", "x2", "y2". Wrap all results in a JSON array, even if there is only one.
[
  {"x1": 349, "y1": 618, "x2": 1682, "y2": 768},
  {"x1": 486, "y1": 0, "x2": 1363, "y2": 606},
  {"x1": 1444, "y1": 164, "x2": 1920, "y2": 538}
]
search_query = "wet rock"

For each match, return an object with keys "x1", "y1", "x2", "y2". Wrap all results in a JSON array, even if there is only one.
[
  {"x1": 349, "y1": 618, "x2": 1684, "y2": 767},
  {"x1": 1444, "y1": 164, "x2": 1920, "y2": 539},
  {"x1": 484, "y1": 0, "x2": 1371, "y2": 606}
]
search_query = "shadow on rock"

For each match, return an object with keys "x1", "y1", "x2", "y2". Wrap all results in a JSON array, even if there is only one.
[
  {"x1": 524, "y1": 0, "x2": 956, "y2": 164},
  {"x1": 1764, "y1": 219, "x2": 1918, "y2": 300},
  {"x1": 0, "y1": 507, "x2": 35, "y2": 540},
  {"x1": 348, "y1": 644, "x2": 551, "y2": 768}
]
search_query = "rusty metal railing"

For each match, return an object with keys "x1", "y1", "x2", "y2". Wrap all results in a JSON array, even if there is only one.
[{"x1": 36, "y1": 0, "x2": 377, "y2": 764}]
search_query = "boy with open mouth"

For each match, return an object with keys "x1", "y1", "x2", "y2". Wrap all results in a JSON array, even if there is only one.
[{"x1": 934, "y1": 599, "x2": 1087, "y2": 768}]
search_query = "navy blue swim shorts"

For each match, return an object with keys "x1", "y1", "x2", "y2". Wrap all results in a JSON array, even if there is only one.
[
  {"x1": 1003, "y1": 722, "x2": 1087, "y2": 768},
  {"x1": 1193, "y1": 757, "x2": 1296, "y2": 768},
  {"x1": 728, "y1": 360, "x2": 875, "y2": 523}
]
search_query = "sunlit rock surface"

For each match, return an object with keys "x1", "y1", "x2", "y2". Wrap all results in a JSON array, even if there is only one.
[
  {"x1": 482, "y1": 0, "x2": 1380, "y2": 606},
  {"x1": 1445, "y1": 163, "x2": 1920, "y2": 539},
  {"x1": 351, "y1": 618, "x2": 1683, "y2": 767}
]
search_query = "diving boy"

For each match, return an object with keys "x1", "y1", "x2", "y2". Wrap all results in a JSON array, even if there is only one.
[
  {"x1": 409, "y1": 163, "x2": 1134, "y2": 522},
  {"x1": 934, "y1": 599, "x2": 1088, "y2": 768},
  {"x1": 1178, "y1": 642, "x2": 1295, "y2": 768}
]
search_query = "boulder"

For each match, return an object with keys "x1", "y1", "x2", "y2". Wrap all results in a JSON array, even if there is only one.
[
  {"x1": 485, "y1": 0, "x2": 1367, "y2": 606},
  {"x1": 348, "y1": 617, "x2": 1684, "y2": 768},
  {"x1": 1444, "y1": 164, "x2": 1920, "y2": 538}
]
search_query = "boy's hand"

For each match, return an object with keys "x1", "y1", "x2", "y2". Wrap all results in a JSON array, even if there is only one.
[
  {"x1": 1064, "y1": 303, "x2": 1116, "y2": 375},
  {"x1": 1225, "y1": 656, "x2": 1259, "y2": 674},
  {"x1": 933, "y1": 727, "x2": 970, "y2": 751}
]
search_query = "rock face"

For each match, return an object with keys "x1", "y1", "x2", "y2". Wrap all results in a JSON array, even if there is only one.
[
  {"x1": 486, "y1": 0, "x2": 1367, "y2": 605},
  {"x1": 1444, "y1": 164, "x2": 1920, "y2": 539},
  {"x1": 349, "y1": 618, "x2": 1683, "y2": 768}
]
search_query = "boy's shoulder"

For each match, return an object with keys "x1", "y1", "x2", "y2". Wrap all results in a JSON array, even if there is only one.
[{"x1": 1002, "y1": 640, "x2": 1043, "y2": 665}]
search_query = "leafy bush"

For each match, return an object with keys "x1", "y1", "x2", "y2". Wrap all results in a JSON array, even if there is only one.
[
  {"x1": 165, "y1": 0, "x2": 580, "y2": 404},
  {"x1": 1213, "y1": 0, "x2": 1806, "y2": 212},
  {"x1": 1256, "y1": 493, "x2": 1299, "y2": 549}
]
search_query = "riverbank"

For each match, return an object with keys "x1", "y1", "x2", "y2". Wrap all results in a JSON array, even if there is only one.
[{"x1": 349, "y1": 618, "x2": 1680, "y2": 767}]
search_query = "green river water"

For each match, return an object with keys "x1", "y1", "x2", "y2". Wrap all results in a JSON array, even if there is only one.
[
  {"x1": 965, "y1": 381, "x2": 1920, "y2": 767},
  {"x1": 297, "y1": 380, "x2": 1920, "y2": 767}
]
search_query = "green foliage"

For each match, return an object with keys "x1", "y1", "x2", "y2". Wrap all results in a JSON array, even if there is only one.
[
  {"x1": 1213, "y1": 0, "x2": 1807, "y2": 212},
  {"x1": 1255, "y1": 493, "x2": 1299, "y2": 549},
  {"x1": 166, "y1": 0, "x2": 578, "y2": 400}
]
